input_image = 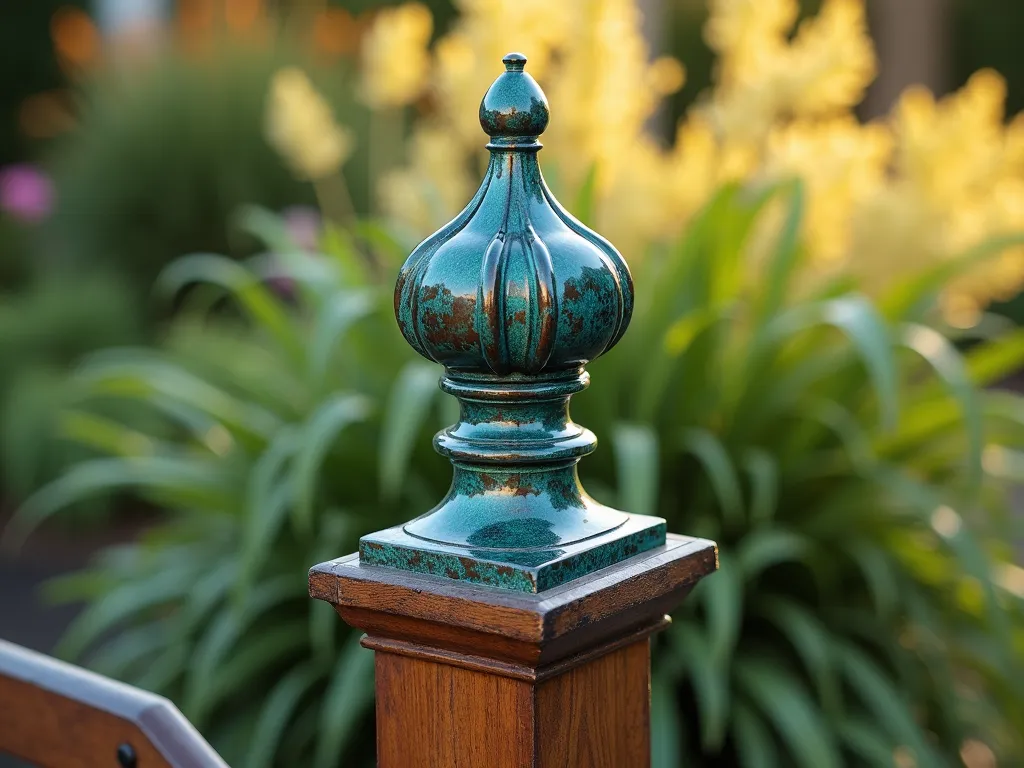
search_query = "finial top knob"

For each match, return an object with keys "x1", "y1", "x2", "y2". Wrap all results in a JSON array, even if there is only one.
[{"x1": 479, "y1": 52, "x2": 549, "y2": 140}]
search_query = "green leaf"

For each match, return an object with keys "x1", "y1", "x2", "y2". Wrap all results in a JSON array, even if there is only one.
[
  {"x1": 760, "y1": 296, "x2": 899, "y2": 430},
  {"x1": 897, "y1": 323, "x2": 982, "y2": 492},
  {"x1": 732, "y1": 702, "x2": 779, "y2": 768},
  {"x1": 837, "y1": 642, "x2": 943, "y2": 766},
  {"x1": 680, "y1": 428, "x2": 744, "y2": 525},
  {"x1": 200, "y1": 619, "x2": 309, "y2": 727},
  {"x1": 736, "y1": 529, "x2": 809, "y2": 579},
  {"x1": 700, "y1": 553, "x2": 743, "y2": 666},
  {"x1": 651, "y1": 673, "x2": 682, "y2": 768},
  {"x1": 313, "y1": 633, "x2": 375, "y2": 768},
  {"x1": 735, "y1": 657, "x2": 840, "y2": 768},
  {"x1": 669, "y1": 622, "x2": 729, "y2": 750},
  {"x1": 245, "y1": 661, "x2": 325, "y2": 768},
  {"x1": 159, "y1": 254, "x2": 305, "y2": 365},
  {"x1": 184, "y1": 575, "x2": 304, "y2": 725},
  {"x1": 308, "y1": 290, "x2": 376, "y2": 390},
  {"x1": 882, "y1": 232, "x2": 1024, "y2": 321},
  {"x1": 573, "y1": 161, "x2": 599, "y2": 227},
  {"x1": 612, "y1": 423, "x2": 660, "y2": 517},
  {"x1": 238, "y1": 426, "x2": 301, "y2": 595},
  {"x1": 86, "y1": 621, "x2": 172, "y2": 679},
  {"x1": 837, "y1": 719, "x2": 896, "y2": 767},
  {"x1": 58, "y1": 411, "x2": 157, "y2": 458},
  {"x1": 292, "y1": 394, "x2": 371, "y2": 535},
  {"x1": 6, "y1": 456, "x2": 236, "y2": 548},
  {"x1": 73, "y1": 352, "x2": 280, "y2": 445},
  {"x1": 758, "y1": 597, "x2": 840, "y2": 717},
  {"x1": 755, "y1": 177, "x2": 805, "y2": 322},
  {"x1": 847, "y1": 542, "x2": 899, "y2": 620},
  {"x1": 742, "y1": 449, "x2": 778, "y2": 523},
  {"x1": 963, "y1": 327, "x2": 1024, "y2": 386},
  {"x1": 233, "y1": 204, "x2": 301, "y2": 255},
  {"x1": 379, "y1": 362, "x2": 440, "y2": 502},
  {"x1": 54, "y1": 558, "x2": 203, "y2": 660}
]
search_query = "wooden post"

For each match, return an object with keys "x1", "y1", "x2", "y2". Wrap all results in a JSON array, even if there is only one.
[{"x1": 310, "y1": 52, "x2": 718, "y2": 768}]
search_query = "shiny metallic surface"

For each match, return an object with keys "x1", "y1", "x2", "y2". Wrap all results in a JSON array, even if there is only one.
[{"x1": 360, "y1": 53, "x2": 665, "y2": 592}]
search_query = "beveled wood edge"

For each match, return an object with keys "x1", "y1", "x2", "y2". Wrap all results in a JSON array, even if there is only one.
[
  {"x1": 0, "y1": 640, "x2": 228, "y2": 768},
  {"x1": 361, "y1": 614, "x2": 671, "y2": 683},
  {"x1": 309, "y1": 533, "x2": 718, "y2": 645}
]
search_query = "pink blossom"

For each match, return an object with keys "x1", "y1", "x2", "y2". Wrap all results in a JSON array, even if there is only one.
[{"x1": 0, "y1": 164, "x2": 54, "y2": 223}]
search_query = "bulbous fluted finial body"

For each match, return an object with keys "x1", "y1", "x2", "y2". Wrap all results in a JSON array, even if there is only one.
[
  {"x1": 361, "y1": 55, "x2": 664, "y2": 593},
  {"x1": 394, "y1": 54, "x2": 633, "y2": 376}
]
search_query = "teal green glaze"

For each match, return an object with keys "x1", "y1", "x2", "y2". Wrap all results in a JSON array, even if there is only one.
[
  {"x1": 361, "y1": 53, "x2": 665, "y2": 592},
  {"x1": 361, "y1": 517, "x2": 667, "y2": 593}
]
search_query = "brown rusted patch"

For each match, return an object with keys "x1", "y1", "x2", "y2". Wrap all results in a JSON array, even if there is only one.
[
  {"x1": 564, "y1": 282, "x2": 581, "y2": 301},
  {"x1": 480, "y1": 474, "x2": 500, "y2": 491},
  {"x1": 507, "y1": 474, "x2": 541, "y2": 497},
  {"x1": 421, "y1": 285, "x2": 439, "y2": 301},
  {"x1": 461, "y1": 558, "x2": 481, "y2": 580},
  {"x1": 421, "y1": 291, "x2": 480, "y2": 352},
  {"x1": 505, "y1": 309, "x2": 527, "y2": 330}
]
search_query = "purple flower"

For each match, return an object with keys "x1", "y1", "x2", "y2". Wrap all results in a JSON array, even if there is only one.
[
  {"x1": 0, "y1": 164, "x2": 54, "y2": 223},
  {"x1": 283, "y1": 205, "x2": 322, "y2": 252}
]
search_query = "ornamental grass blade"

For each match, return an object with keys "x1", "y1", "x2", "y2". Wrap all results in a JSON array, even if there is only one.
[
  {"x1": 736, "y1": 528, "x2": 809, "y2": 580},
  {"x1": 291, "y1": 394, "x2": 371, "y2": 535},
  {"x1": 700, "y1": 552, "x2": 743, "y2": 666},
  {"x1": 87, "y1": 621, "x2": 172, "y2": 680},
  {"x1": 670, "y1": 622, "x2": 729, "y2": 750},
  {"x1": 742, "y1": 449, "x2": 778, "y2": 523},
  {"x1": 158, "y1": 254, "x2": 305, "y2": 365},
  {"x1": 837, "y1": 641, "x2": 943, "y2": 766},
  {"x1": 308, "y1": 290, "x2": 376, "y2": 389},
  {"x1": 758, "y1": 296, "x2": 899, "y2": 430},
  {"x1": 313, "y1": 633, "x2": 375, "y2": 768},
  {"x1": 732, "y1": 702, "x2": 779, "y2": 768},
  {"x1": 245, "y1": 661, "x2": 325, "y2": 768},
  {"x1": 837, "y1": 719, "x2": 896, "y2": 767},
  {"x1": 734, "y1": 657, "x2": 841, "y2": 768},
  {"x1": 612, "y1": 422, "x2": 659, "y2": 517},
  {"x1": 5, "y1": 456, "x2": 235, "y2": 549},
  {"x1": 680, "y1": 428, "x2": 744, "y2": 525},
  {"x1": 73, "y1": 352, "x2": 280, "y2": 445},
  {"x1": 898, "y1": 323, "x2": 983, "y2": 492},
  {"x1": 650, "y1": 673, "x2": 682, "y2": 768},
  {"x1": 380, "y1": 362, "x2": 440, "y2": 502},
  {"x1": 881, "y1": 232, "x2": 1024, "y2": 321},
  {"x1": 232, "y1": 204, "x2": 301, "y2": 256},
  {"x1": 963, "y1": 327, "x2": 1024, "y2": 386},
  {"x1": 184, "y1": 575, "x2": 304, "y2": 725},
  {"x1": 53, "y1": 560, "x2": 201, "y2": 661},
  {"x1": 238, "y1": 426, "x2": 301, "y2": 596},
  {"x1": 758, "y1": 596, "x2": 841, "y2": 717},
  {"x1": 200, "y1": 619, "x2": 309, "y2": 729},
  {"x1": 754, "y1": 178, "x2": 805, "y2": 323}
]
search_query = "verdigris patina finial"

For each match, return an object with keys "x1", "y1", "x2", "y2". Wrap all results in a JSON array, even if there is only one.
[{"x1": 360, "y1": 53, "x2": 666, "y2": 592}]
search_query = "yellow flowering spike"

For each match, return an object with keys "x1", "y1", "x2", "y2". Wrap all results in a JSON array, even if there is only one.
[
  {"x1": 265, "y1": 67, "x2": 353, "y2": 181},
  {"x1": 360, "y1": 3, "x2": 433, "y2": 109},
  {"x1": 382, "y1": 0, "x2": 1024, "y2": 320}
]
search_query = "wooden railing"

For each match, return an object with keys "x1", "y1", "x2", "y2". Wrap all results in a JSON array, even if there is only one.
[{"x1": 0, "y1": 640, "x2": 226, "y2": 768}]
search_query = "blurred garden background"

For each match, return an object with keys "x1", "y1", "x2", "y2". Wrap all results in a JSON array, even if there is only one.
[{"x1": 2, "y1": 0, "x2": 1024, "y2": 765}]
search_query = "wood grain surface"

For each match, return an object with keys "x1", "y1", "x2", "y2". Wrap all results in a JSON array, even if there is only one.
[
  {"x1": 375, "y1": 639, "x2": 652, "y2": 768},
  {"x1": 0, "y1": 640, "x2": 226, "y2": 768},
  {"x1": 310, "y1": 533, "x2": 718, "y2": 767}
]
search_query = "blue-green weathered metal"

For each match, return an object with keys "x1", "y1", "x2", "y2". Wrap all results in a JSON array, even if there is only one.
[{"x1": 359, "y1": 52, "x2": 666, "y2": 592}]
